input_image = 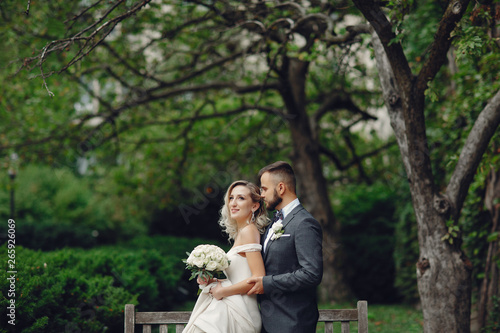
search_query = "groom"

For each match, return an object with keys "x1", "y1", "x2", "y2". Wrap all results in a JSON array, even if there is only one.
[{"x1": 247, "y1": 161, "x2": 323, "y2": 333}]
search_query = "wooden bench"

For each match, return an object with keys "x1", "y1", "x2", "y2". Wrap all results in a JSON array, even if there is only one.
[{"x1": 124, "y1": 300, "x2": 368, "y2": 333}]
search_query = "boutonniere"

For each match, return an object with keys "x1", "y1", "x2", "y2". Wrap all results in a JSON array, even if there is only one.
[{"x1": 271, "y1": 222, "x2": 284, "y2": 240}]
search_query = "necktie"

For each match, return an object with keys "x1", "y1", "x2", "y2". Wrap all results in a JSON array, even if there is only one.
[
  {"x1": 264, "y1": 210, "x2": 283, "y2": 253},
  {"x1": 272, "y1": 210, "x2": 283, "y2": 223}
]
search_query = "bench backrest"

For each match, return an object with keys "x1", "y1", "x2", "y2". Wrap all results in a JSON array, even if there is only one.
[{"x1": 124, "y1": 301, "x2": 368, "y2": 333}]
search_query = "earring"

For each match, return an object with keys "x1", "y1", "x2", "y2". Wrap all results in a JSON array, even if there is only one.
[{"x1": 251, "y1": 211, "x2": 256, "y2": 222}]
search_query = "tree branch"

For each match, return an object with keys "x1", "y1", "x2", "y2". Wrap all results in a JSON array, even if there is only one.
[
  {"x1": 139, "y1": 13, "x2": 216, "y2": 53},
  {"x1": 352, "y1": 0, "x2": 413, "y2": 94},
  {"x1": 101, "y1": 42, "x2": 164, "y2": 85},
  {"x1": 314, "y1": 93, "x2": 377, "y2": 123},
  {"x1": 323, "y1": 24, "x2": 371, "y2": 46},
  {"x1": 319, "y1": 145, "x2": 344, "y2": 170},
  {"x1": 117, "y1": 104, "x2": 285, "y2": 134},
  {"x1": 149, "y1": 41, "x2": 260, "y2": 93},
  {"x1": 370, "y1": 29, "x2": 411, "y2": 178},
  {"x1": 319, "y1": 140, "x2": 397, "y2": 172},
  {"x1": 343, "y1": 132, "x2": 373, "y2": 184},
  {"x1": 32, "y1": 0, "x2": 153, "y2": 95},
  {"x1": 446, "y1": 88, "x2": 500, "y2": 219},
  {"x1": 415, "y1": 0, "x2": 471, "y2": 94}
]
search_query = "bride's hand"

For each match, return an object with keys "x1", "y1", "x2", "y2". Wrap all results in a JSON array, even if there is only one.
[
  {"x1": 197, "y1": 276, "x2": 208, "y2": 285},
  {"x1": 210, "y1": 282, "x2": 224, "y2": 300},
  {"x1": 197, "y1": 276, "x2": 217, "y2": 285}
]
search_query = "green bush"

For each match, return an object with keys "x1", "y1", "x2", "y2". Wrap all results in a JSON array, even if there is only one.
[
  {"x1": 392, "y1": 198, "x2": 420, "y2": 304},
  {"x1": 0, "y1": 246, "x2": 137, "y2": 332},
  {"x1": 481, "y1": 296, "x2": 500, "y2": 333},
  {"x1": 118, "y1": 235, "x2": 232, "y2": 304},
  {"x1": 0, "y1": 164, "x2": 148, "y2": 250},
  {"x1": 386, "y1": 170, "x2": 420, "y2": 304},
  {"x1": 0, "y1": 235, "x2": 224, "y2": 332},
  {"x1": 121, "y1": 234, "x2": 231, "y2": 259},
  {"x1": 334, "y1": 182, "x2": 401, "y2": 303}
]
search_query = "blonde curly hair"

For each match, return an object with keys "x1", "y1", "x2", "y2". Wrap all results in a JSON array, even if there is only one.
[{"x1": 218, "y1": 180, "x2": 270, "y2": 241}]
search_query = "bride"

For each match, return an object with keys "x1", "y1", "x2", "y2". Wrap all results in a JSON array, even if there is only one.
[{"x1": 183, "y1": 180, "x2": 270, "y2": 333}]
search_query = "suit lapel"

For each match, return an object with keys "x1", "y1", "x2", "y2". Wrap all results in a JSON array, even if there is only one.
[
  {"x1": 281, "y1": 205, "x2": 303, "y2": 230},
  {"x1": 264, "y1": 205, "x2": 304, "y2": 257},
  {"x1": 262, "y1": 222, "x2": 273, "y2": 260}
]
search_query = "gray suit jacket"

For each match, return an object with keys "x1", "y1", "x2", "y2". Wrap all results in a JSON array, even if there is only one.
[{"x1": 259, "y1": 204, "x2": 323, "y2": 333}]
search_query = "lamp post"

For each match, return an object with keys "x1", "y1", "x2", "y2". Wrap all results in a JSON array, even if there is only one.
[{"x1": 8, "y1": 153, "x2": 18, "y2": 219}]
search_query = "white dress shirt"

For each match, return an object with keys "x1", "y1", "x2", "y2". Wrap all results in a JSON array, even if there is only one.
[{"x1": 263, "y1": 198, "x2": 300, "y2": 252}]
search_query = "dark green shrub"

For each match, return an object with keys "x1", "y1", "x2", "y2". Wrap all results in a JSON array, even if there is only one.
[
  {"x1": 0, "y1": 245, "x2": 177, "y2": 332},
  {"x1": 334, "y1": 182, "x2": 401, "y2": 303},
  {"x1": 0, "y1": 236, "x2": 224, "y2": 332},
  {"x1": 392, "y1": 197, "x2": 420, "y2": 304},
  {"x1": 0, "y1": 165, "x2": 148, "y2": 250},
  {"x1": 384, "y1": 171, "x2": 419, "y2": 304},
  {"x1": 481, "y1": 296, "x2": 500, "y2": 333},
  {"x1": 118, "y1": 235, "x2": 232, "y2": 305},
  {"x1": 0, "y1": 246, "x2": 137, "y2": 332}
]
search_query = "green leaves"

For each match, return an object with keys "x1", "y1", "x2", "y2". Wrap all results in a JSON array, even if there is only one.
[
  {"x1": 424, "y1": 85, "x2": 439, "y2": 103},
  {"x1": 46, "y1": 17, "x2": 66, "y2": 37},
  {"x1": 454, "y1": 32, "x2": 485, "y2": 62},
  {"x1": 0, "y1": 235, "x2": 213, "y2": 331},
  {"x1": 486, "y1": 232, "x2": 499, "y2": 243},
  {"x1": 441, "y1": 219, "x2": 461, "y2": 245}
]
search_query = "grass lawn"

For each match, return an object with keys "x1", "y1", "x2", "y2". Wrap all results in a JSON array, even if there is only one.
[
  {"x1": 317, "y1": 302, "x2": 423, "y2": 333},
  {"x1": 177, "y1": 301, "x2": 423, "y2": 332}
]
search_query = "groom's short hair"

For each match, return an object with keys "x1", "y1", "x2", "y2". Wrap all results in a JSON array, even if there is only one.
[{"x1": 258, "y1": 161, "x2": 296, "y2": 194}]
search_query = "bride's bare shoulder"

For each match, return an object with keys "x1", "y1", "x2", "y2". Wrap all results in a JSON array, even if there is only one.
[{"x1": 237, "y1": 224, "x2": 260, "y2": 244}]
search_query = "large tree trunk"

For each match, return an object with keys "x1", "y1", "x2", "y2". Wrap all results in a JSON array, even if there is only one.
[
  {"x1": 371, "y1": 31, "x2": 473, "y2": 332},
  {"x1": 355, "y1": 0, "x2": 500, "y2": 328},
  {"x1": 280, "y1": 57, "x2": 352, "y2": 302},
  {"x1": 414, "y1": 205, "x2": 472, "y2": 332}
]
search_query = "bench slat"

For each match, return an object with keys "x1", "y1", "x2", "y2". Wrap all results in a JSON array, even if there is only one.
[
  {"x1": 318, "y1": 309, "x2": 358, "y2": 321},
  {"x1": 136, "y1": 311, "x2": 191, "y2": 324},
  {"x1": 125, "y1": 301, "x2": 368, "y2": 333},
  {"x1": 358, "y1": 300, "x2": 369, "y2": 333},
  {"x1": 124, "y1": 304, "x2": 135, "y2": 333}
]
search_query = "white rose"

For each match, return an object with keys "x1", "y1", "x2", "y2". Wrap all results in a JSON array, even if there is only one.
[
  {"x1": 186, "y1": 255, "x2": 196, "y2": 265},
  {"x1": 192, "y1": 257, "x2": 205, "y2": 268},
  {"x1": 185, "y1": 244, "x2": 229, "y2": 273},
  {"x1": 196, "y1": 245, "x2": 209, "y2": 254},
  {"x1": 216, "y1": 260, "x2": 226, "y2": 270},
  {"x1": 272, "y1": 222, "x2": 283, "y2": 232},
  {"x1": 190, "y1": 248, "x2": 198, "y2": 256},
  {"x1": 206, "y1": 261, "x2": 217, "y2": 271}
]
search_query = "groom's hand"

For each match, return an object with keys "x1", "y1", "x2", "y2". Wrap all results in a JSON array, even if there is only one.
[{"x1": 246, "y1": 276, "x2": 264, "y2": 295}]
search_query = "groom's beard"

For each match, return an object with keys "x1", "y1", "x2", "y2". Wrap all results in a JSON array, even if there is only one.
[{"x1": 266, "y1": 189, "x2": 282, "y2": 211}]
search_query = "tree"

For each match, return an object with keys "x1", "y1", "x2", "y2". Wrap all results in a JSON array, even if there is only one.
[
  {"x1": 478, "y1": 156, "x2": 500, "y2": 329},
  {"x1": 352, "y1": 0, "x2": 500, "y2": 331},
  {"x1": 1, "y1": 0, "x2": 398, "y2": 302}
]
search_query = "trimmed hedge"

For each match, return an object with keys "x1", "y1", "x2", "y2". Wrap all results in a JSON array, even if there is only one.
[{"x1": 0, "y1": 235, "x2": 218, "y2": 332}]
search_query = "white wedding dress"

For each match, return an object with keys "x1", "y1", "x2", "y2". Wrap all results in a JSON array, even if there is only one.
[{"x1": 182, "y1": 243, "x2": 262, "y2": 333}]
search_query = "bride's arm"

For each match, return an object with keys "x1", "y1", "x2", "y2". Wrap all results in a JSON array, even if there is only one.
[
  {"x1": 210, "y1": 226, "x2": 265, "y2": 300},
  {"x1": 211, "y1": 252, "x2": 265, "y2": 300}
]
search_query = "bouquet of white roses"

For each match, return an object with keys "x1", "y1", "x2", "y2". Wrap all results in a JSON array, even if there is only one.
[{"x1": 183, "y1": 244, "x2": 230, "y2": 282}]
